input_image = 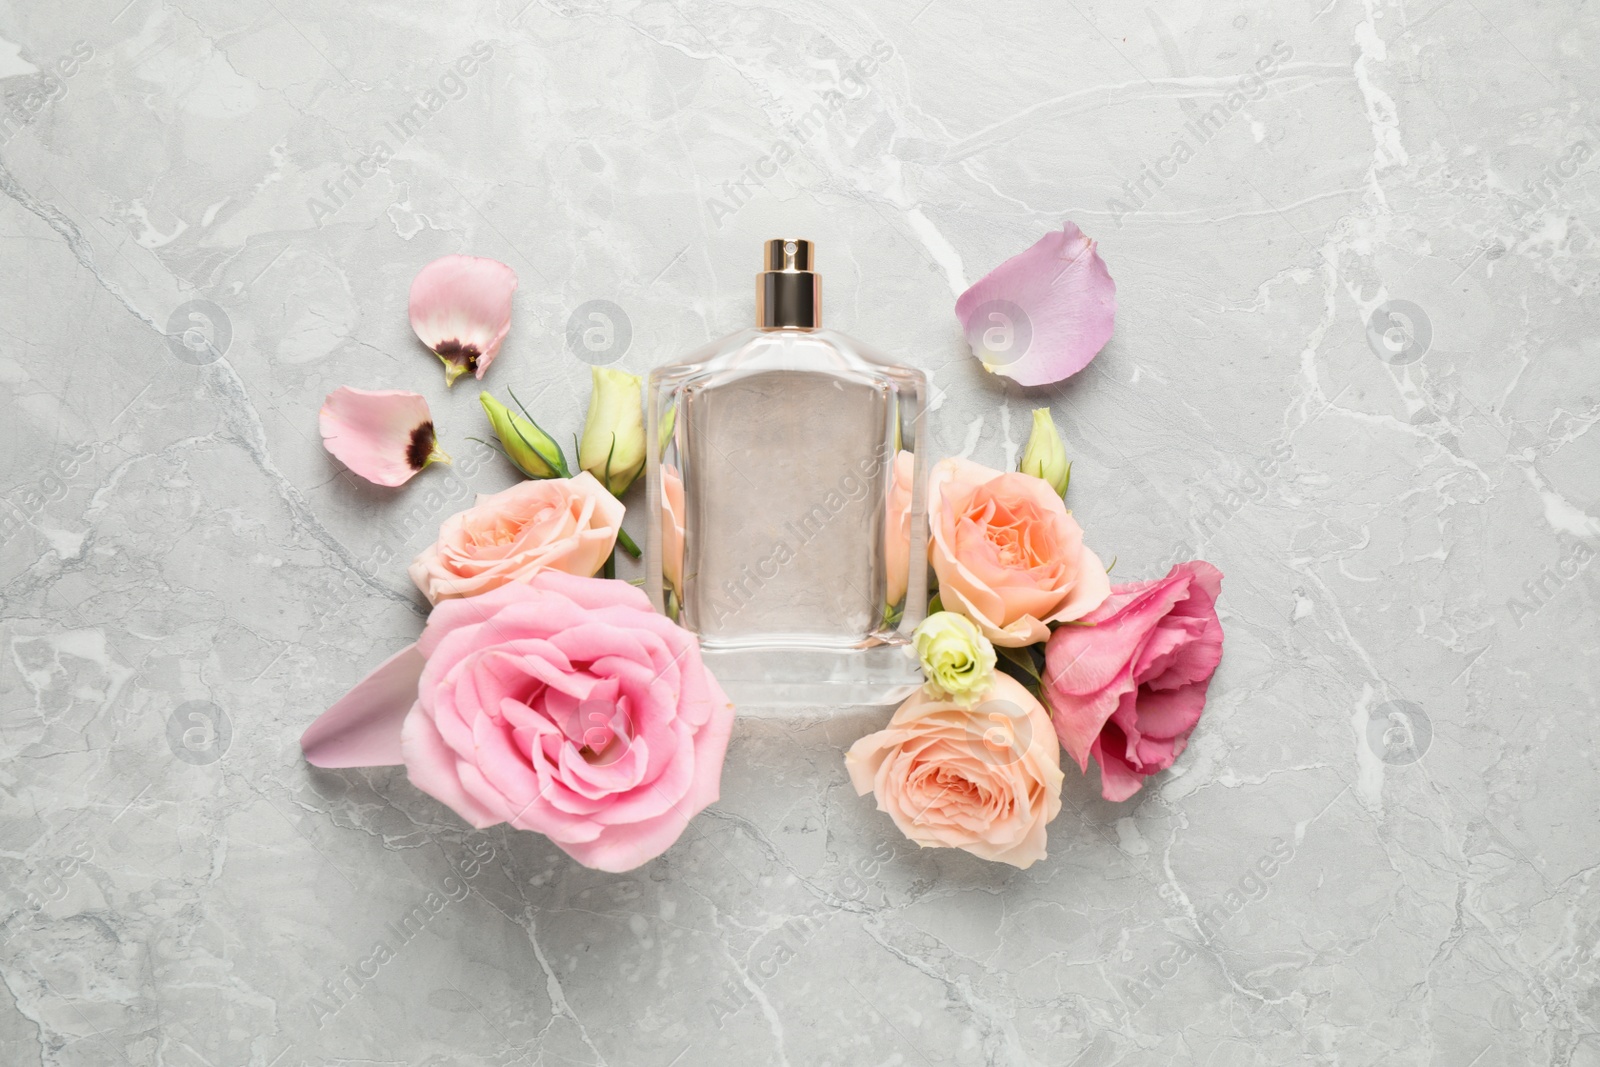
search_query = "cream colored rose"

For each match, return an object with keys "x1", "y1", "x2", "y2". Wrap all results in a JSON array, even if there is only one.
[
  {"x1": 408, "y1": 473, "x2": 623, "y2": 604},
  {"x1": 845, "y1": 673, "x2": 1064, "y2": 869}
]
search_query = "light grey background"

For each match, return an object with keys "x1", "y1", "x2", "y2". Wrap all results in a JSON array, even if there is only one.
[{"x1": 1, "y1": 0, "x2": 1596, "y2": 1064}]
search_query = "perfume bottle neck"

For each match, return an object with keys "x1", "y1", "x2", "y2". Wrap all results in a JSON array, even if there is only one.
[{"x1": 756, "y1": 237, "x2": 820, "y2": 330}]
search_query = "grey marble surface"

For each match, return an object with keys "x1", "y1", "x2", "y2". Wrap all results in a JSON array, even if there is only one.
[{"x1": 1, "y1": 0, "x2": 1597, "y2": 1064}]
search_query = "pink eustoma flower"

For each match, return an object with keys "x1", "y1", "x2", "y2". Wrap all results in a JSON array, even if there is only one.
[
  {"x1": 319, "y1": 386, "x2": 448, "y2": 487},
  {"x1": 300, "y1": 572, "x2": 736, "y2": 873},
  {"x1": 1043, "y1": 561, "x2": 1223, "y2": 802},
  {"x1": 955, "y1": 222, "x2": 1116, "y2": 387},
  {"x1": 409, "y1": 254, "x2": 518, "y2": 386}
]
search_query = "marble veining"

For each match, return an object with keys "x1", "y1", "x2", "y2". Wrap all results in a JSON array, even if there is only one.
[{"x1": 0, "y1": 0, "x2": 1596, "y2": 1064}]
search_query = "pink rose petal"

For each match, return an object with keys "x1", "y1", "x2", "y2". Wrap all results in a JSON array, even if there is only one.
[
  {"x1": 319, "y1": 386, "x2": 447, "y2": 487},
  {"x1": 955, "y1": 222, "x2": 1116, "y2": 387},
  {"x1": 300, "y1": 644, "x2": 424, "y2": 768},
  {"x1": 409, "y1": 254, "x2": 518, "y2": 386}
]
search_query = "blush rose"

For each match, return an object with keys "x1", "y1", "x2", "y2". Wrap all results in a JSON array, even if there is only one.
[
  {"x1": 845, "y1": 673, "x2": 1063, "y2": 869},
  {"x1": 928, "y1": 457, "x2": 1109, "y2": 647},
  {"x1": 408, "y1": 472, "x2": 623, "y2": 604},
  {"x1": 884, "y1": 449, "x2": 916, "y2": 607}
]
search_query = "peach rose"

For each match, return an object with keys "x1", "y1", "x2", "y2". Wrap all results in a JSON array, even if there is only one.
[
  {"x1": 408, "y1": 473, "x2": 623, "y2": 604},
  {"x1": 661, "y1": 464, "x2": 686, "y2": 597},
  {"x1": 845, "y1": 673, "x2": 1063, "y2": 869},
  {"x1": 928, "y1": 457, "x2": 1109, "y2": 646},
  {"x1": 885, "y1": 449, "x2": 916, "y2": 606}
]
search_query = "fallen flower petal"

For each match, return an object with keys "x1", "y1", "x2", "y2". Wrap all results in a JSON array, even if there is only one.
[
  {"x1": 955, "y1": 222, "x2": 1116, "y2": 387},
  {"x1": 320, "y1": 386, "x2": 449, "y2": 487},
  {"x1": 409, "y1": 254, "x2": 518, "y2": 386},
  {"x1": 301, "y1": 645, "x2": 425, "y2": 768}
]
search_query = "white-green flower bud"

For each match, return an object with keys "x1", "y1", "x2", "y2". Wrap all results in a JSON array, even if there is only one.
[
  {"x1": 913, "y1": 611, "x2": 998, "y2": 707},
  {"x1": 579, "y1": 367, "x2": 646, "y2": 495},
  {"x1": 1019, "y1": 407, "x2": 1070, "y2": 496}
]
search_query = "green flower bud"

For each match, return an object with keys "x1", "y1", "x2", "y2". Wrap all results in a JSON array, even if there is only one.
[
  {"x1": 658, "y1": 402, "x2": 677, "y2": 456},
  {"x1": 913, "y1": 611, "x2": 998, "y2": 707},
  {"x1": 579, "y1": 367, "x2": 646, "y2": 495},
  {"x1": 1019, "y1": 407, "x2": 1070, "y2": 496},
  {"x1": 480, "y1": 391, "x2": 568, "y2": 479}
]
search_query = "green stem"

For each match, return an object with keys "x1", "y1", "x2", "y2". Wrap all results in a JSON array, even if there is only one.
[{"x1": 616, "y1": 527, "x2": 642, "y2": 559}]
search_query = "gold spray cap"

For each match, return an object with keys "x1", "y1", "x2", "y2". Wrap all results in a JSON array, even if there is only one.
[{"x1": 756, "y1": 238, "x2": 819, "y2": 330}]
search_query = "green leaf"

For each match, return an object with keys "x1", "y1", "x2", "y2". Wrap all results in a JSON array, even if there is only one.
[
  {"x1": 996, "y1": 643, "x2": 1041, "y2": 682},
  {"x1": 994, "y1": 654, "x2": 1044, "y2": 701}
]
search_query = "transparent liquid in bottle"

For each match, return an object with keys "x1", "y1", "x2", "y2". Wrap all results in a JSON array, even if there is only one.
[{"x1": 646, "y1": 241, "x2": 927, "y2": 710}]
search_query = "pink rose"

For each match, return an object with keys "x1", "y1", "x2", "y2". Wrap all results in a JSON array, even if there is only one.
[
  {"x1": 1043, "y1": 561, "x2": 1223, "y2": 802},
  {"x1": 845, "y1": 673, "x2": 1064, "y2": 869},
  {"x1": 928, "y1": 457, "x2": 1109, "y2": 647},
  {"x1": 301, "y1": 572, "x2": 736, "y2": 872},
  {"x1": 884, "y1": 449, "x2": 916, "y2": 607},
  {"x1": 408, "y1": 472, "x2": 623, "y2": 605}
]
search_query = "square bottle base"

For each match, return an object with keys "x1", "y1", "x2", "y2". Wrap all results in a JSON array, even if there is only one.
[{"x1": 699, "y1": 643, "x2": 924, "y2": 712}]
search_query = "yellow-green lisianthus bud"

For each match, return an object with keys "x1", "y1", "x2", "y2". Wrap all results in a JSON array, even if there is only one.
[
  {"x1": 1019, "y1": 407, "x2": 1070, "y2": 496},
  {"x1": 579, "y1": 366, "x2": 646, "y2": 495},
  {"x1": 657, "y1": 402, "x2": 677, "y2": 456},
  {"x1": 913, "y1": 611, "x2": 997, "y2": 707},
  {"x1": 480, "y1": 392, "x2": 568, "y2": 479}
]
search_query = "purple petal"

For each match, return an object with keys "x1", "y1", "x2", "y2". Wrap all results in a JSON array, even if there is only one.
[{"x1": 955, "y1": 222, "x2": 1116, "y2": 387}]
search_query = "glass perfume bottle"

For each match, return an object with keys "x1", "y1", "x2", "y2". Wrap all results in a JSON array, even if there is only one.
[{"x1": 645, "y1": 238, "x2": 929, "y2": 709}]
